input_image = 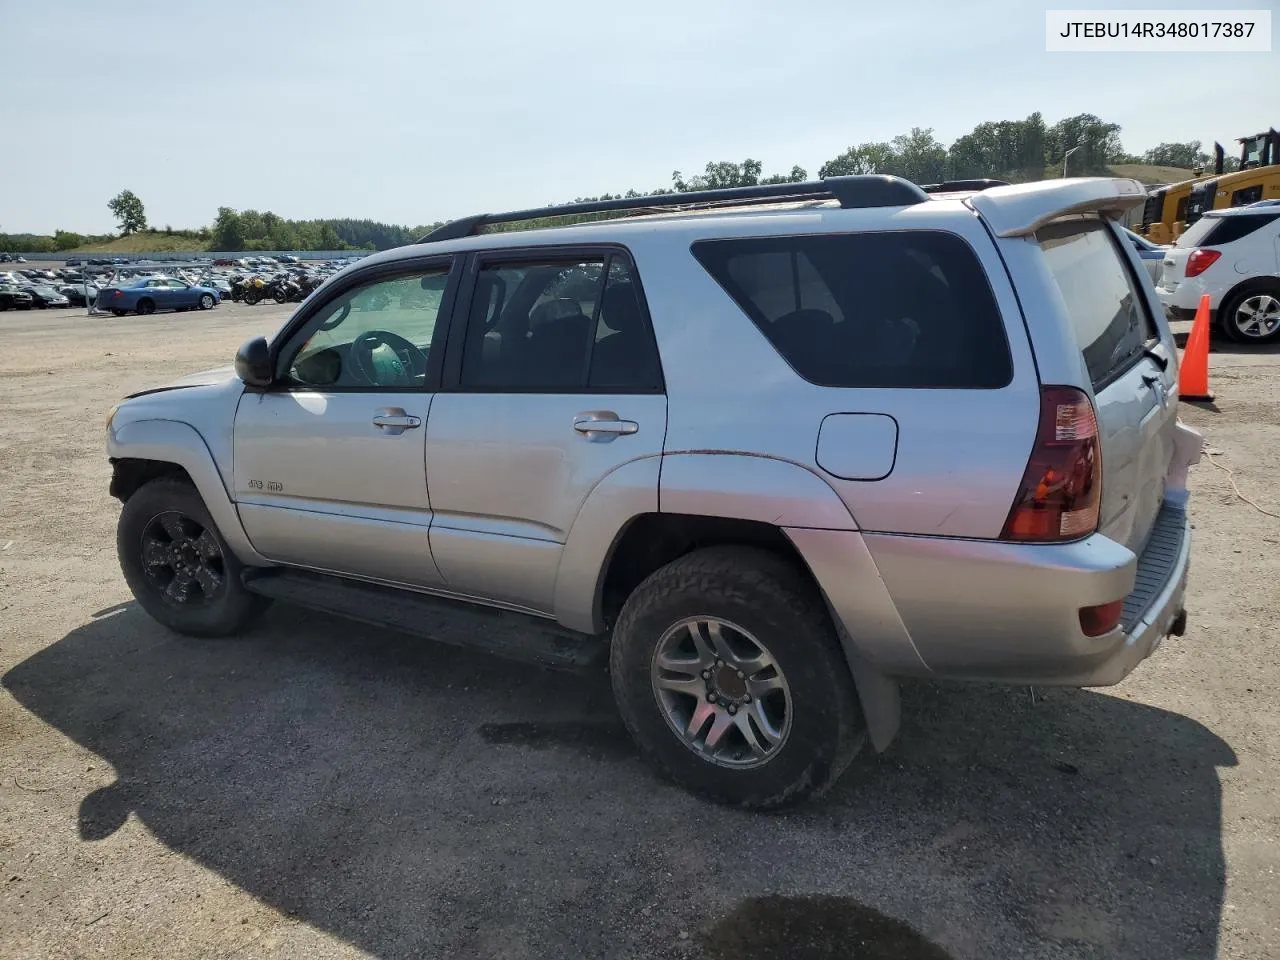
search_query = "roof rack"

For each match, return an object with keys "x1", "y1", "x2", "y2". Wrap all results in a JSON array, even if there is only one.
[
  {"x1": 919, "y1": 179, "x2": 1011, "y2": 194},
  {"x1": 420, "y1": 175, "x2": 931, "y2": 243}
]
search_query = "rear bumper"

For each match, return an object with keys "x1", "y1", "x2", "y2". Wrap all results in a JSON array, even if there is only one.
[{"x1": 858, "y1": 498, "x2": 1191, "y2": 686}]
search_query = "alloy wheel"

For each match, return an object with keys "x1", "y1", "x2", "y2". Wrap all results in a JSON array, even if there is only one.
[
  {"x1": 1232, "y1": 294, "x2": 1280, "y2": 340},
  {"x1": 650, "y1": 617, "x2": 792, "y2": 768}
]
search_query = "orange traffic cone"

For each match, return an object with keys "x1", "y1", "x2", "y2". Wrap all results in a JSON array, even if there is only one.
[{"x1": 1178, "y1": 293, "x2": 1214, "y2": 403}]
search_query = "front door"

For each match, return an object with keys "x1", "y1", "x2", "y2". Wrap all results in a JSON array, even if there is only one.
[
  {"x1": 233, "y1": 260, "x2": 456, "y2": 587},
  {"x1": 426, "y1": 251, "x2": 667, "y2": 615}
]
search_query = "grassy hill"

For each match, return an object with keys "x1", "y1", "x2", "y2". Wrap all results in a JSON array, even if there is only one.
[
  {"x1": 70, "y1": 231, "x2": 208, "y2": 253},
  {"x1": 1036, "y1": 164, "x2": 1194, "y2": 185},
  {"x1": 1107, "y1": 164, "x2": 1195, "y2": 185}
]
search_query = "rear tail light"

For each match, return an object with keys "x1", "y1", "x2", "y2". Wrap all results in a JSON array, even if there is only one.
[
  {"x1": 1079, "y1": 599, "x2": 1124, "y2": 636},
  {"x1": 1185, "y1": 249, "x2": 1221, "y2": 277},
  {"x1": 111, "y1": 290, "x2": 122, "y2": 298},
  {"x1": 1001, "y1": 386, "x2": 1101, "y2": 542}
]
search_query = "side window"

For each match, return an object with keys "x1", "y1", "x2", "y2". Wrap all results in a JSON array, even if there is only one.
[
  {"x1": 461, "y1": 259, "x2": 602, "y2": 390},
  {"x1": 280, "y1": 268, "x2": 450, "y2": 389},
  {"x1": 1037, "y1": 221, "x2": 1158, "y2": 389},
  {"x1": 692, "y1": 231, "x2": 1013, "y2": 389},
  {"x1": 459, "y1": 254, "x2": 663, "y2": 392},
  {"x1": 589, "y1": 259, "x2": 664, "y2": 390}
]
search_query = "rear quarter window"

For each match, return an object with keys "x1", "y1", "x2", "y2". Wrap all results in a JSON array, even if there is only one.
[
  {"x1": 1037, "y1": 221, "x2": 1157, "y2": 390},
  {"x1": 1176, "y1": 213, "x2": 1279, "y2": 247},
  {"x1": 690, "y1": 231, "x2": 1013, "y2": 389}
]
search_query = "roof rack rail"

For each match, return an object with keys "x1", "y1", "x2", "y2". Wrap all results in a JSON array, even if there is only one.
[
  {"x1": 919, "y1": 179, "x2": 1011, "y2": 194},
  {"x1": 420, "y1": 175, "x2": 930, "y2": 243}
]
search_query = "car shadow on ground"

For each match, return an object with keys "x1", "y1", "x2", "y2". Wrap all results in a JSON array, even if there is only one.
[
  {"x1": 5, "y1": 604, "x2": 1234, "y2": 960},
  {"x1": 1174, "y1": 328, "x2": 1280, "y2": 355}
]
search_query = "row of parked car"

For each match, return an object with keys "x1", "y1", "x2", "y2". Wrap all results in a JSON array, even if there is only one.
[
  {"x1": 0, "y1": 264, "x2": 93, "y2": 309},
  {"x1": 0, "y1": 256, "x2": 363, "y2": 316}
]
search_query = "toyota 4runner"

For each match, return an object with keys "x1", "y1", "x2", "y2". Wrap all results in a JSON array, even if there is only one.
[{"x1": 107, "y1": 175, "x2": 1203, "y2": 808}]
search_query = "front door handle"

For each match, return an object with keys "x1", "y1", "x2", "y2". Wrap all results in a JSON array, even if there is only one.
[
  {"x1": 573, "y1": 413, "x2": 638, "y2": 441},
  {"x1": 372, "y1": 408, "x2": 422, "y2": 435}
]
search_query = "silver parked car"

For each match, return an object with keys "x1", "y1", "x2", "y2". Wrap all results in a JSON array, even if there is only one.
[{"x1": 106, "y1": 175, "x2": 1202, "y2": 808}]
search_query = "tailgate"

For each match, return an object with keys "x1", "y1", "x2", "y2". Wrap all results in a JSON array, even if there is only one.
[{"x1": 1035, "y1": 220, "x2": 1177, "y2": 553}]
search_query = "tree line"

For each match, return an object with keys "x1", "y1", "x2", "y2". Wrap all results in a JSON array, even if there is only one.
[{"x1": 0, "y1": 112, "x2": 1247, "y2": 254}]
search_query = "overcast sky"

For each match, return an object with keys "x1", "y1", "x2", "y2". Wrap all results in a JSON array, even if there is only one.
[{"x1": 1, "y1": 0, "x2": 1274, "y2": 234}]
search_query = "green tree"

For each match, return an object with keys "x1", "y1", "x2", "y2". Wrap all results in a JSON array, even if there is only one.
[
  {"x1": 53, "y1": 230, "x2": 84, "y2": 250},
  {"x1": 819, "y1": 142, "x2": 897, "y2": 177},
  {"x1": 760, "y1": 165, "x2": 808, "y2": 184},
  {"x1": 672, "y1": 159, "x2": 764, "y2": 191},
  {"x1": 211, "y1": 207, "x2": 246, "y2": 250},
  {"x1": 890, "y1": 127, "x2": 949, "y2": 184},
  {"x1": 1046, "y1": 114, "x2": 1124, "y2": 173},
  {"x1": 107, "y1": 189, "x2": 147, "y2": 235},
  {"x1": 1143, "y1": 141, "x2": 1209, "y2": 169},
  {"x1": 318, "y1": 223, "x2": 342, "y2": 250}
]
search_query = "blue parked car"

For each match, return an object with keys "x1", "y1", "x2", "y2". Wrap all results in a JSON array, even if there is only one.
[{"x1": 98, "y1": 276, "x2": 221, "y2": 316}]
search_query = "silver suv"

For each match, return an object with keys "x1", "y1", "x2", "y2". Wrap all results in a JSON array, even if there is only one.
[{"x1": 107, "y1": 175, "x2": 1203, "y2": 808}]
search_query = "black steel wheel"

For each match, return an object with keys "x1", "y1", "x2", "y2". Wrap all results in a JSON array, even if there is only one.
[
  {"x1": 136, "y1": 298, "x2": 156, "y2": 315},
  {"x1": 139, "y1": 510, "x2": 227, "y2": 607},
  {"x1": 118, "y1": 477, "x2": 269, "y2": 636}
]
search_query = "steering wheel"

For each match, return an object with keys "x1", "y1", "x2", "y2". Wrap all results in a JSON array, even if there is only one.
[{"x1": 349, "y1": 330, "x2": 427, "y2": 387}]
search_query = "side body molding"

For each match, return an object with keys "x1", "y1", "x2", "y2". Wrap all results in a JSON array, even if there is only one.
[{"x1": 108, "y1": 418, "x2": 267, "y2": 566}]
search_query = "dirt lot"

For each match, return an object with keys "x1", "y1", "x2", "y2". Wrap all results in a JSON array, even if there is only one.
[{"x1": 1, "y1": 302, "x2": 1278, "y2": 960}]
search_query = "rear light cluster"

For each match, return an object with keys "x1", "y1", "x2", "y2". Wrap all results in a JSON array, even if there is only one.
[
  {"x1": 1185, "y1": 249, "x2": 1221, "y2": 277},
  {"x1": 1001, "y1": 386, "x2": 1101, "y2": 542}
]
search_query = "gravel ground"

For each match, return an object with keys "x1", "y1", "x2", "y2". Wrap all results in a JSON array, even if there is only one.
[{"x1": 1, "y1": 302, "x2": 1278, "y2": 960}]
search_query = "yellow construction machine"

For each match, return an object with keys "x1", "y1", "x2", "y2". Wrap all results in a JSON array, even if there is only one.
[{"x1": 1138, "y1": 129, "x2": 1279, "y2": 242}]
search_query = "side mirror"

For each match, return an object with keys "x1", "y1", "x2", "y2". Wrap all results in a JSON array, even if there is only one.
[{"x1": 235, "y1": 336, "x2": 272, "y2": 388}]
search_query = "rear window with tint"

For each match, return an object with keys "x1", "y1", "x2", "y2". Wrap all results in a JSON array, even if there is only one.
[
  {"x1": 691, "y1": 231, "x2": 1012, "y2": 389},
  {"x1": 1174, "y1": 213, "x2": 1278, "y2": 248},
  {"x1": 1037, "y1": 221, "x2": 1157, "y2": 389}
]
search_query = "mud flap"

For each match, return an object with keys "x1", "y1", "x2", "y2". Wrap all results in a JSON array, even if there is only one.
[{"x1": 834, "y1": 620, "x2": 901, "y2": 753}]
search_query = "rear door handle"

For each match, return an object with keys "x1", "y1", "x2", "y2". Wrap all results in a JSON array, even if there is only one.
[{"x1": 573, "y1": 413, "x2": 638, "y2": 441}]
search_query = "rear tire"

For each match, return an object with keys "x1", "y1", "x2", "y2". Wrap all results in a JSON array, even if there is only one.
[
  {"x1": 1220, "y1": 282, "x2": 1280, "y2": 344},
  {"x1": 111, "y1": 309, "x2": 127, "y2": 317},
  {"x1": 136, "y1": 298, "x2": 155, "y2": 316},
  {"x1": 117, "y1": 477, "x2": 270, "y2": 637},
  {"x1": 610, "y1": 546, "x2": 865, "y2": 809}
]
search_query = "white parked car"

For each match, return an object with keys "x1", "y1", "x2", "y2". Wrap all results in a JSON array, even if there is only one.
[{"x1": 1156, "y1": 207, "x2": 1280, "y2": 343}]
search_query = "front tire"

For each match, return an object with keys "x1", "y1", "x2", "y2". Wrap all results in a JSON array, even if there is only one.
[
  {"x1": 610, "y1": 546, "x2": 865, "y2": 809},
  {"x1": 117, "y1": 477, "x2": 270, "y2": 637},
  {"x1": 199, "y1": 293, "x2": 215, "y2": 310},
  {"x1": 1220, "y1": 283, "x2": 1280, "y2": 344}
]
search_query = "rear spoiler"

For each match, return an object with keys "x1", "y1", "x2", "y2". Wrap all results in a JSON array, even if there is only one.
[{"x1": 964, "y1": 177, "x2": 1147, "y2": 238}]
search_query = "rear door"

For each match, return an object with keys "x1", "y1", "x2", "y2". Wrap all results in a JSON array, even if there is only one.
[
  {"x1": 1037, "y1": 220, "x2": 1176, "y2": 552},
  {"x1": 425, "y1": 248, "x2": 666, "y2": 615}
]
